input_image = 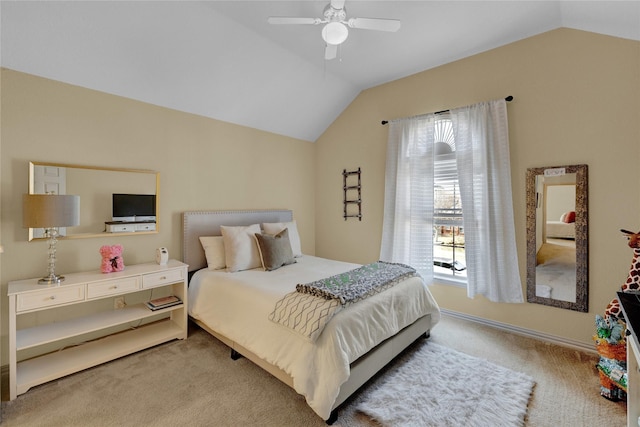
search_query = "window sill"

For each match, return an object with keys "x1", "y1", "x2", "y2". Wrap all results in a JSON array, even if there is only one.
[{"x1": 433, "y1": 274, "x2": 467, "y2": 288}]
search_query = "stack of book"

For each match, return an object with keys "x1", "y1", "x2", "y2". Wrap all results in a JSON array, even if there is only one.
[{"x1": 145, "y1": 295, "x2": 182, "y2": 311}]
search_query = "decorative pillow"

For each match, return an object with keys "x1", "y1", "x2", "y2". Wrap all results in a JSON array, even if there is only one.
[
  {"x1": 562, "y1": 211, "x2": 576, "y2": 223},
  {"x1": 220, "y1": 224, "x2": 262, "y2": 272},
  {"x1": 262, "y1": 220, "x2": 303, "y2": 257},
  {"x1": 254, "y1": 229, "x2": 296, "y2": 271},
  {"x1": 199, "y1": 236, "x2": 226, "y2": 270}
]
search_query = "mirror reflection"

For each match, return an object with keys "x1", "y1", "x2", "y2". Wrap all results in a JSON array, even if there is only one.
[
  {"x1": 526, "y1": 164, "x2": 588, "y2": 312},
  {"x1": 534, "y1": 174, "x2": 577, "y2": 302},
  {"x1": 29, "y1": 162, "x2": 159, "y2": 240}
]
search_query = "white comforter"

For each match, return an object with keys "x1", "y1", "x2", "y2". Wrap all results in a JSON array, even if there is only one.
[{"x1": 188, "y1": 255, "x2": 440, "y2": 419}]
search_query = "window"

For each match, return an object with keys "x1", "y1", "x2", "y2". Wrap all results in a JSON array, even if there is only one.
[{"x1": 433, "y1": 117, "x2": 466, "y2": 280}]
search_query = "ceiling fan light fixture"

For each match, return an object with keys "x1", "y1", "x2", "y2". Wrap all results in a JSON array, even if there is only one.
[{"x1": 322, "y1": 22, "x2": 348, "y2": 45}]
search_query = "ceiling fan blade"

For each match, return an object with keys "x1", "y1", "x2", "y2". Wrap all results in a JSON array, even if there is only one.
[
  {"x1": 325, "y1": 44, "x2": 338, "y2": 60},
  {"x1": 330, "y1": 0, "x2": 346, "y2": 10},
  {"x1": 267, "y1": 17, "x2": 319, "y2": 25},
  {"x1": 347, "y1": 18, "x2": 401, "y2": 32}
]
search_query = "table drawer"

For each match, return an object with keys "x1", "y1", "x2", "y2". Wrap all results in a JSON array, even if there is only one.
[
  {"x1": 87, "y1": 277, "x2": 140, "y2": 299},
  {"x1": 142, "y1": 268, "x2": 184, "y2": 289},
  {"x1": 16, "y1": 285, "x2": 85, "y2": 312},
  {"x1": 135, "y1": 223, "x2": 156, "y2": 232},
  {"x1": 106, "y1": 223, "x2": 136, "y2": 233}
]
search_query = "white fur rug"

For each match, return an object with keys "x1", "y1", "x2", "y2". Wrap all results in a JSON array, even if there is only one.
[{"x1": 357, "y1": 342, "x2": 535, "y2": 427}]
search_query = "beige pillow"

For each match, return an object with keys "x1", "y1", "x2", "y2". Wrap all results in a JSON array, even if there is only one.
[
  {"x1": 220, "y1": 224, "x2": 262, "y2": 272},
  {"x1": 199, "y1": 236, "x2": 226, "y2": 270},
  {"x1": 262, "y1": 220, "x2": 302, "y2": 257},
  {"x1": 254, "y1": 229, "x2": 296, "y2": 271}
]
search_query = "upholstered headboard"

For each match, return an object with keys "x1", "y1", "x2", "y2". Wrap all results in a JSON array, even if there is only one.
[{"x1": 182, "y1": 209, "x2": 293, "y2": 274}]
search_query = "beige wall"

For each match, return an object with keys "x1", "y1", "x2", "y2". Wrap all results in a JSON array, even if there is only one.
[
  {"x1": 0, "y1": 69, "x2": 316, "y2": 364},
  {"x1": 1, "y1": 27, "x2": 639, "y2": 366},
  {"x1": 315, "y1": 28, "x2": 640, "y2": 346}
]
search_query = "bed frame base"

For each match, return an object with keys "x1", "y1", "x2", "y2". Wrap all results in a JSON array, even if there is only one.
[
  {"x1": 327, "y1": 409, "x2": 339, "y2": 425},
  {"x1": 192, "y1": 314, "x2": 431, "y2": 424}
]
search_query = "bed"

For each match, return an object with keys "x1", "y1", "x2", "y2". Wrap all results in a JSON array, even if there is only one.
[
  {"x1": 546, "y1": 220, "x2": 575, "y2": 239},
  {"x1": 182, "y1": 209, "x2": 441, "y2": 423}
]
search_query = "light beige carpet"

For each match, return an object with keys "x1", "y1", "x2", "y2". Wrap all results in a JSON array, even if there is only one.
[
  {"x1": 536, "y1": 241, "x2": 577, "y2": 302},
  {"x1": 1, "y1": 315, "x2": 627, "y2": 426}
]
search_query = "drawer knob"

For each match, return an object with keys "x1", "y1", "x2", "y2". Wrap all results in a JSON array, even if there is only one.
[
  {"x1": 160, "y1": 276, "x2": 166, "y2": 280},
  {"x1": 110, "y1": 285, "x2": 118, "y2": 290},
  {"x1": 49, "y1": 296, "x2": 56, "y2": 300}
]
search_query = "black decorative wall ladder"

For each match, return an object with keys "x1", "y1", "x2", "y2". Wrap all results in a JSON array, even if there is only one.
[{"x1": 343, "y1": 168, "x2": 362, "y2": 221}]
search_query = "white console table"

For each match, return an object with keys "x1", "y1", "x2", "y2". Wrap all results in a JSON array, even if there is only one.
[{"x1": 7, "y1": 259, "x2": 188, "y2": 400}]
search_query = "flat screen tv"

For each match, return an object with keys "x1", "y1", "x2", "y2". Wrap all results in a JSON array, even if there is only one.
[{"x1": 112, "y1": 194, "x2": 156, "y2": 222}]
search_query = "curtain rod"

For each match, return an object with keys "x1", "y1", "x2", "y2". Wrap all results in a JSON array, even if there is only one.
[{"x1": 380, "y1": 95, "x2": 513, "y2": 125}]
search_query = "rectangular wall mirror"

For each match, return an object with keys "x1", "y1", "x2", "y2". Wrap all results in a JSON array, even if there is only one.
[
  {"x1": 29, "y1": 161, "x2": 159, "y2": 240},
  {"x1": 526, "y1": 164, "x2": 588, "y2": 312}
]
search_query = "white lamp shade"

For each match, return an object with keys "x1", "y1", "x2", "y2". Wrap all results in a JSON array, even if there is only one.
[
  {"x1": 23, "y1": 194, "x2": 80, "y2": 228},
  {"x1": 322, "y1": 22, "x2": 348, "y2": 45}
]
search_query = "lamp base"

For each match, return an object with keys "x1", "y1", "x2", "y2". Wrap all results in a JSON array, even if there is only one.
[{"x1": 38, "y1": 275, "x2": 65, "y2": 285}]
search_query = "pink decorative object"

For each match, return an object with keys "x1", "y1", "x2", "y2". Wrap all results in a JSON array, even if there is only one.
[
  {"x1": 100, "y1": 244, "x2": 125, "y2": 273},
  {"x1": 562, "y1": 211, "x2": 576, "y2": 223}
]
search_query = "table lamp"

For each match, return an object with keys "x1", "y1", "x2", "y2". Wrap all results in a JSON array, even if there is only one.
[{"x1": 23, "y1": 194, "x2": 80, "y2": 285}]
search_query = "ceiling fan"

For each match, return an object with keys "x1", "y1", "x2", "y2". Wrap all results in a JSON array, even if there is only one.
[{"x1": 267, "y1": 0, "x2": 401, "y2": 60}]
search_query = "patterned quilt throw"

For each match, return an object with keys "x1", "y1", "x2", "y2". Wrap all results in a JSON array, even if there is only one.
[
  {"x1": 270, "y1": 262, "x2": 418, "y2": 342},
  {"x1": 297, "y1": 261, "x2": 417, "y2": 304}
]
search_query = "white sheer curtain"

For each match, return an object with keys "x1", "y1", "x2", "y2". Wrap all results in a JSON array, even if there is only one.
[
  {"x1": 380, "y1": 99, "x2": 523, "y2": 303},
  {"x1": 380, "y1": 115, "x2": 436, "y2": 281},
  {"x1": 450, "y1": 99, "x2": 523, "y2": 303}
]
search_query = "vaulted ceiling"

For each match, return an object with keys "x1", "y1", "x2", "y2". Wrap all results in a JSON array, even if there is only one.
[{"x1": 2, "y1": 1, "x2": 639, "y2": 142}]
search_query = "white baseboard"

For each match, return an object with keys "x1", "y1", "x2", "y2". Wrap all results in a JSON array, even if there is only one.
[{"x1": 440, "y1": 308, "x2": 597, "y2": 355}]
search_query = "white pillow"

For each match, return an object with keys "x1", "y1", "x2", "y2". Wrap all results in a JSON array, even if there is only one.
[
  {"x1": 220, "y1": 224, "x2": 262, "y2": 272},
  {"x1": 199, "y1": 236, "x2": 226, "y2": 270},
  {"x1": 262, "y1": 220, "x2": 302, "y2": 257}
]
